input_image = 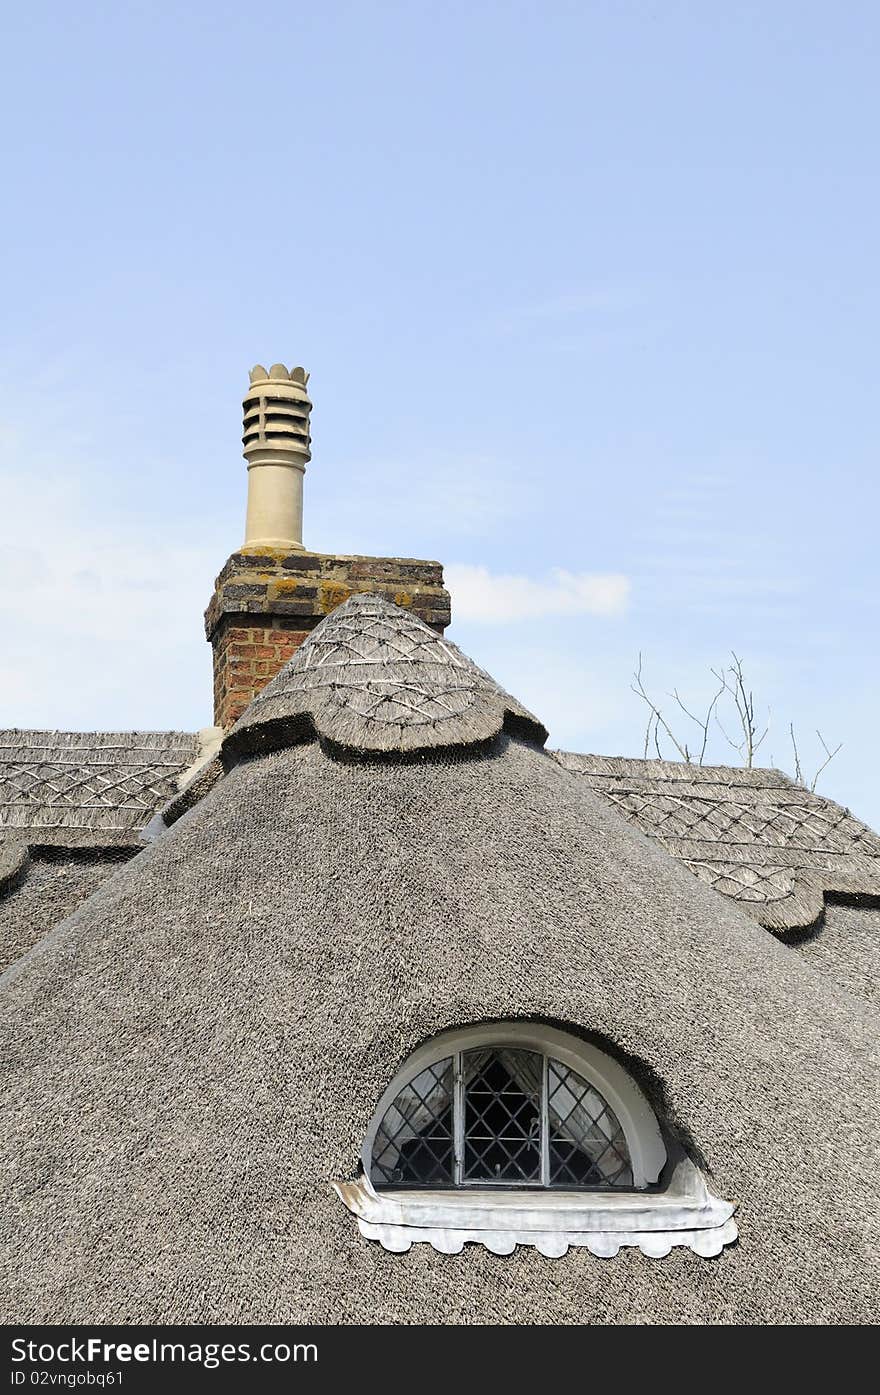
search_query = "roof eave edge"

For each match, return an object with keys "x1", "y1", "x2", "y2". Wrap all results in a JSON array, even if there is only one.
[{"x1": 222, "y1": 704, "x2": 548, "y2": 766}]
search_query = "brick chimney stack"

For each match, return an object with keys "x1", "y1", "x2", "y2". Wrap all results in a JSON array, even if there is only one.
[{"x1": 206, "y1": 363, "x2": 451, "y2": 729}]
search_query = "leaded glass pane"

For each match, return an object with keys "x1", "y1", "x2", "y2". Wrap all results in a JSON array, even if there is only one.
[
  {"x1": 547, "y1": 1057, "x2": 633, "y2": 1187},
  {"x1": 370, "y1": 1057, "x2": 454, "y2": 1186},
  {"x1": 463, "y1": 1048, "x2": 542, "y2": 1183}
]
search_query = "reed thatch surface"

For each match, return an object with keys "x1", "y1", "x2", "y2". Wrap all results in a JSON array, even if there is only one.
[
  {"x1": 554, "y1": 752, "x2": 880, "y2": 933},
  {"x1": 0, "y1": 730, "x2": 200, "y2": 841},
  {"x1": 0, "y1": 849, "x2": 134, "y2": 972},
  {"x1": 790, "y1": 901, "x2": 880, "y2": 1010},
  {"x1": 1, "y1": 599, "x2": 877, "y2": 1325},
  {"x1": 0, "y1": 731, "x2": 203, "y2": 965},
  {"x1": 225, "y1": 592, "x2": 547, "y2": 758}
]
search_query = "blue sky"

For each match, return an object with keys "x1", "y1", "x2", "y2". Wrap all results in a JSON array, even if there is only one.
[{"x1": 1, "y1": 1, "x2": 878, "y2": 824}]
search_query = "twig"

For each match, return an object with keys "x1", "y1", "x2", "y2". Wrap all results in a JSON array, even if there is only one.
[
  {"x1": 631, "y1": 655, "x2": 691, "y2": 763},
  {"x1": 810, "y1": 730, "x2": 842, "y2": 792},
  {"x1": 789, "y1": 723, "x2": 804, "y2": 785},
  {"x1": 671, "y1": 675, "x2": 725, "y2": 766}
]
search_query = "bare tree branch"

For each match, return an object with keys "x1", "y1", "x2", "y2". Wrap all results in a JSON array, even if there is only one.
[
  {"x1": 652, "y1": 711, "x2": 664, "y2": 760},
  {"x1": 632, "y1": 653, "x2": 840, "y2": 789},
  {"x1": 631, "y1": 655, "x2": 691, "y2": 763},
  {"x1": 710, "y1": 653, "x2": 770, "y2": 767},
  {"x1": 810, "y1": 730, "x2": 843, "y2": 792},
  {"x1": 710, "y1": 669, "x2": 746, "y2": 759},
  {"x1": 670, "y1": 674, "x2": 725, "y2": 766}
]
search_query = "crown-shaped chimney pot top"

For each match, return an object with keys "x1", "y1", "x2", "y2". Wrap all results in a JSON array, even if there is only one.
[{"x1": 249, "y1": 363, "x2": 310, "y2": 390}]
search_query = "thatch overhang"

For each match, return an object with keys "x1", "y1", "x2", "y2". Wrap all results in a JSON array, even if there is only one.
[{"x1": 554, "y1": 752, "x2": 880, "y2": 933}]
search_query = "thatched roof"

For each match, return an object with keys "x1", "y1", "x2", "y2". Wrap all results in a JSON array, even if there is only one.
[
  {"x1": 554, "y1": 753, "x2": 880, "y2": 932},
  {"x1": 0, "y1": 730, "x2": 221, "y2": 968},
  {"x1": 0, "y1": 729, "x2": 201, "y2": 847},
  {"x1": 799, "y1": 900, "x2": 880, "y2": 1010},
  {"x1": 3, "y1": 662, "x2": 879, "y2": 958},
  {"x1": 0, "y1": 848, "x2": 131, "y2": 973},
  {"x1": 1, "y1": 596, "x2": 877, "y2": 1324},
  {"x1": 225, "y1": 591, "x2": 547, "y2": 758}
]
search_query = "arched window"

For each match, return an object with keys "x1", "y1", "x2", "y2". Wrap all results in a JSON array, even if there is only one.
[
  {"x1": 363, "y1": 1024, "x2": 665, "y2": 1191},
  {"x1": 334, "y1": 1022, "x2": 739, "y2": 1259},
  {"x1": 371, "y1": 1045, "x2": 633, "y2": 1189}
]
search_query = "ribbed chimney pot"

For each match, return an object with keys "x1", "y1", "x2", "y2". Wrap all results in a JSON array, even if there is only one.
[{"x1": 242, "y1": 363, "x2": 312, "y2": 549}]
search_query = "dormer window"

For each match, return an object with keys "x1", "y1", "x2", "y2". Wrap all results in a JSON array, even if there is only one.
[
  {"x1": 334, "y1": 1022, "x2": 739, "y2": 1260},
  {"x1": 370, "y1": 1047, "x2": 634, "y2": 1190}
]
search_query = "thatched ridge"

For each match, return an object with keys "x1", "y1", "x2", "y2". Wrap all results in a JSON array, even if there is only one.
[
  {"x1": 2, "y1": 613, "x2": 879, "y2": 942},
  {"x1": 0, "y1": 729, "x2": 200, "y2": 843},
  {"x1": 221, "y1": 598, "x2": 880, "y2": 932},
  {"x1": 224, "y1": 592, "x2": 548, "y2": 759}
]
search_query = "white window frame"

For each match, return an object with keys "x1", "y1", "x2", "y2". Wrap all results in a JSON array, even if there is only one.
[
  {"x1": 362, "y1": 1021, "x2": 665, "y2": 1190},
  {"x1": 334, "y1": 1022, "x2": 739, "y2": 1260}
]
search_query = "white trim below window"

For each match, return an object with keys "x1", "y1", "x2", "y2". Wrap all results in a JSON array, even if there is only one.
[
  {"x1": 334, "y1": 1021, "x2": 738, "y2": 1260},
  {"x1": 333, "y1": 1155, "x2": 737, "y2": 1258}
]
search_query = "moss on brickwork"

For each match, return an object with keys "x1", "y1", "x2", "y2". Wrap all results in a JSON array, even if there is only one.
[
  {"x1": 319, "y1": 583, "x2": 353, "y2": 614},
  {"x1": 206, "y1": 549, "x2": 451, "y2": 728}
]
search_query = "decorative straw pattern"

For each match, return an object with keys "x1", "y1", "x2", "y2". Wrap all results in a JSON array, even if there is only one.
[
  {"x1": 554, "y1": 752, "x2": 880, "y2": 931},
  {"x1": 225, "y1": 592, "x2": 547, "y2": 756},
  {"x1": 0, "y1": 730, "x2": 200, "y2": 841}
]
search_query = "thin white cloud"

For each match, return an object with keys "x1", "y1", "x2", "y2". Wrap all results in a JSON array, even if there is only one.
[
  {"x1": 0, "y1": 469, "x2": 220, "y2": 730},
  {"x1": 446, "y1": 564, "x2": 630, "y2": 623}
]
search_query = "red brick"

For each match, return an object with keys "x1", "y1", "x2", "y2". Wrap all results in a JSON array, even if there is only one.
[{"x1": 211, "y1": 620, "x2": 310, "y2": 726}]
